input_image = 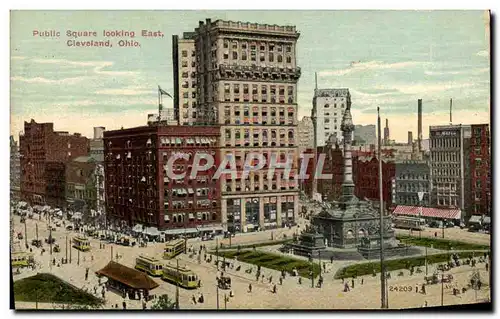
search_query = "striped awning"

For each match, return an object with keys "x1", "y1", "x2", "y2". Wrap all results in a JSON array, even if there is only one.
[{"x1": 392, "y1": 205, "x2": 461, "y2": 220}]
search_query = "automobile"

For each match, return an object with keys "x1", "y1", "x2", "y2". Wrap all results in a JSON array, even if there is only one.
[
  {"x1": 31, "y1": 239, "x2": 42, "y2": 248},
  {"x1": 66, "y1": 225, "x2": 73, "y2": 231},
  {"x1": 53, "y1": 244, "x2": 61, "y2": 253},
  {"x1": 202, "y1": 234, "x2": 214, "y2": 241},
  {"x1": 445, "y1": 221, "x2": 455, "y2": 228}
]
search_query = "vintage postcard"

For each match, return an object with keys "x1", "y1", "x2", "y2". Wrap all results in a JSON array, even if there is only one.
[{"x1": 10, "y1": 10, "x2": 491, "y2": 310}]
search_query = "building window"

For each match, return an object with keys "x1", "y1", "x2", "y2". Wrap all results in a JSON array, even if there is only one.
[
  {"x1": 224, "y1": 83, "x2": 230, "y2": 94},
  {"x1": 182, "y1": 72, "x2": 188, "y2": 78},
  {"x1": 224, "y1": 53, "x2": 229, "y2": 60},
  {"x1": 242, "y1": 51, "x2": 247, "y2": 60},
  {"x1": 181, "y1": 61, "x2": 188, "y2": 67},
  {"x1": 182, "y1": 50, "x2": 188, "y2": 57},
  {"x1": 251, "y1": 51, "x2": 256, "y2": 62},
  {"x1": 269, "y1": 53, "x2": 274, "y2": 62},
  {"x1": 223, "y1": 40, "x2": 229, "y2": 49},
  {"x1": 286, "y1": 56, "x2": 291, "y2": 63},
  {"x1": 260, "y1": 52, "x2": 265, "y2": 62},
  {"x1": 277, "y1": 55, "x2": 283, "y2": 63},
  {"x1": 232, "y1": 51, "x2": 238, "y2": 60},
  {"x1": 232, "y1": 41, "x2": 238, "y2": 49},
  {"x1": 234, "y1": 84, "x2": 240, "y2": 94},
  {"x1": 242, "y1": 42, "x2": 247, "y2": 50},
  {"x1": 183, "y1": 92, "x2": 189, "y2": 98},
  {"x1": 324, "y1": 104, "x2": 330, "y2": 108},
  {"x1": 243, "y1": 84, "x2": 249, "y2": 94}
]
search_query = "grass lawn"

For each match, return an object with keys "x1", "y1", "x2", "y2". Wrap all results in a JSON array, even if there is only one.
[
  {"x1": 219, "y1": 239, "x2": 293, "y2": 250},
  {"x1": 214, "y1": 249, "x2": 321, "y2": 278},
  {"x1": 14, "y1": 273, "x2": 104, "y2": 307},
  {"x1": 396, "y1": 236, "x2": 490, "y2": 250},
  {"x1": 334, "y1": 250, "x2": 489, "y2": 279}
]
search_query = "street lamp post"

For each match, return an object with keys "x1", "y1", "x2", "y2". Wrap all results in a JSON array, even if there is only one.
[
  {"x1": 24, "y1": 220, "x2": 28, "y2": 248},
  {"x1": 216, "y1": 284, "x2": 220, "y2": 310}
]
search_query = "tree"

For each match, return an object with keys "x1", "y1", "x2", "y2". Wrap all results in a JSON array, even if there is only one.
[{"x1": 151, "y1": 294, "x2": 177, "y2": 310}]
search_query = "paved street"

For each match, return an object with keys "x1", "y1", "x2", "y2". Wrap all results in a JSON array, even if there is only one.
[
  {"x1": 12, "y1": 214, "x2": 490, "y2": 310},
  {"x1": 394, "y1": 227, "x2": 491, "y2": 246}
]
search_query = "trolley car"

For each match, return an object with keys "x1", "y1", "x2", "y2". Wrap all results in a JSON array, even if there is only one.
[
  {"x1": 135, "y1": 255, "x2": 164, "y2": 277},
  {"x1": 392, "y1": 216, "x2": 425, "y2": 231},
  {"x1": 161, "y1": 262, "x2": 198, "y2": 289},
  {"x1": 163, "y1": 239, "x2": 186, "y2": 259},
  {"x1": 72, "y1": 236, "x2": 91, "y2": 251},
  {"x1": 11, "y1": 251, "x2": 34, "y2": 268}
]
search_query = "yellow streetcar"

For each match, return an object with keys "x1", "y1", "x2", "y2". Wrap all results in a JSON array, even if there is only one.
[
  {"x1": 163, "y1": 239, "x2": 186, "y2": 259},
  {"x1": 161, "y1": 262, "x2": 198, "y2": 289},
  {"x1": 72, "y1": 236, "x2": 91, "y2": 251},
  {"x1": 11, "y1": 251, "x2": 34, "y2": 268},
  {"x1": 135, "y1": 255, "x2": 163, "y2": 277}
]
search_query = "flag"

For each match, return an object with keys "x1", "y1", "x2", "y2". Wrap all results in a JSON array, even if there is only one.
[{"x1": 158, "y1": 86, "x2": 172, "y2": 99}]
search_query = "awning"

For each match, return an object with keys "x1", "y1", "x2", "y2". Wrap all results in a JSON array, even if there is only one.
[
  {"x1": 468, "y1": 215, "x2": 482, "y2": 224},
  {"x1": 162, "y1": 228, "x2": 198, "y2": 235},
  {"x1": 392, "y1": 205, "x2": 461, "y2": 220},
  {"x1": 197, "y1": 226, "x2": 223, "y2": 232},
  {"x1": 144, "y1": 227, "x2": 160, "y2": 236},
  {"x1": 132, "y1": 224, "x2": 144, "y2": 233}
]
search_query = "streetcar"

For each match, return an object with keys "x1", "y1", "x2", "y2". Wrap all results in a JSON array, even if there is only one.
[
  {"x1": 392, "y1": 215, "x2": 425, "y2": 230},
  {"x1": 135, "y1": 255, "x2": 164, "y2": 277},
  {"x1": 161, "y1": 262, "x2": 198, "y2": 289},
  {"x1": 163, "y1": 239, "x2": 186, "y2": 259},
  {"x1": 11, "y1": 251, "x2": 34, "y2": 268},
  {"x1": 72, "y1": 236, "x2": 91, "y2": 251}
]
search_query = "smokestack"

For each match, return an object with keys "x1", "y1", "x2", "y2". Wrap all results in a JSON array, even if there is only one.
[
  {"x1": 418, "y1": 99, "x2": 422, "y2": 152},
  {"x1": 408, "y1": 131, "x2": 413, "y2": 146},
  {"x1": 449, "y1": 98, "x2": 453, "y2": 125}
]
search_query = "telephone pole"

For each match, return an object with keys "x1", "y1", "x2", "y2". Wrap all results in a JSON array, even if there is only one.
[
  {"x1": 378, "y1": 107, "x2": 387, "y2": 309},
  {"x1": 176, "y1": 259, "x2": 180, "y2": 309}
]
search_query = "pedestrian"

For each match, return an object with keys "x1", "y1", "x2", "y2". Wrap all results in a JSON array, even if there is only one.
[
  {"x1": 361, "y1": 278, "x2": 364, "y2": 285},
  {"x1": 272, "y1": 284, "x2": 277, "y2": 294},
  {"x1": 269, "y1": 276, "x2": 273, "y2": 283},
  {"x1": 422, "y1": 284, "x2": 426, "y2": 295},
  {"x1": 415, "y1": 285, "x2": 419, "y2": 293},
  {"x1": 486, "y1": 263, "x2": 489, "y2": 272},
  {"x1": 434, "y1": 232, "x2": 437, "y2": 238},
  {"x1": 298, "y1": 277, "x2": 302, "y2": 285},
  {"x1": 248, "y1": 283, "x2": 252, "y2": 293},
  {"x1": 142, "y1": 301, "x2": 147, "y2": 310},
  {"x1": 122, "y1": 301, "x2": 126, "y2": 309},
  {"x1": 192, "y1": 295, "x2": 197, "y2": 304},
  {"x1": 344, "y1": 282, "x2": 350, "y2": 292},
  {"x1": 351, "y1": 278, "x2": 355, "y2": 289},
  {"x1": 279, "y1": 277, "x2": 283, "y2": 285}
]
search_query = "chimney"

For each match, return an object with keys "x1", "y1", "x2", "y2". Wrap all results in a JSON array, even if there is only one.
[
  {"x1": 408, "y1": 131, "x2": 413, "y2": 145},
  {"x1": 449, "y1": 98, "x2": 453, "y2": 125},
  {"x1": 418, "y1": 99, "x2": 423, "y2": 152}
]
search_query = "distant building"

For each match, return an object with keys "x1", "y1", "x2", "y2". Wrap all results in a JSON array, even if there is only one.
[
  {"x1": 383, "y1": 119, "x2": 390, "y2": 145},
  {"x1": 172, "y1": 32, "x2": 197, "y2": 125},
  {"x1": 392, "y1": 160, "x2": 431, "y2": 207},
  {"x1": 19, "y1": 119, "x2": 89, "y2": 207},
  {"x1": 297, "y1": 116, "x2": 314, "y2": 152},
  {"x1": 103, "y1": 125, "x2": 221, "y2": 233},
  {"x1": 65, "y1": 156, "x2": 98, "y2": 213},
  {"x1": 10, "y1": 136, "x2": 21, "y2": 200},
  {"x1": 147, "y1": 108, "x2": 177, "y2": 126},
  {"x1": 353, "y1": 124, "x2": 376, "y2": 146},
  {"x1": 469, "y1": 124, "x2": 491, "y2": 217},
  {"x1": 353, "y1": 156, "x2": 396, "y2": 209},
  {"x1": 89, "y1": 126, "x2": 105, "y2": 162},
  {"x1": 312, "y1": 88, "x2": 351, "y2": 147},
  {"x1": 429, "y1": 124, "x2": 471, "y2": 218}
]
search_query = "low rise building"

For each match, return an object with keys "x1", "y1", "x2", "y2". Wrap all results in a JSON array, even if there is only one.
[{"x1": 392, "y1": 160, "x2": 431, "y2": 207}]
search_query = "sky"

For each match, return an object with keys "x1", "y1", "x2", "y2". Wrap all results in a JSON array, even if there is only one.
[{"x1": 10, "y1": 10, "x2": 490, "y2": 142}]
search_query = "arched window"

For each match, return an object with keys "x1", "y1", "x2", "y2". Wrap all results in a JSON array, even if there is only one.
[
  {"x1": 288, "y1": 130, "x2": 294, "y2": 138},
  {"x1": 212, "y1": 212, "x2": 217, "y2": 221}
]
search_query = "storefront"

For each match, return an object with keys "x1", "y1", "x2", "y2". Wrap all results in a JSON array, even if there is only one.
[
  {"x1": 263, "y1": 196, "x2": 278, "y2": 229},
  {"x1": 226, "y1": 198, "x2": 241, "y2": 233},
  {"x1": 245, "y1": 197, "x2": 260, "y2": 232}
]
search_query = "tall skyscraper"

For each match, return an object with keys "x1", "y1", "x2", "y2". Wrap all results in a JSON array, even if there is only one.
[
  {"x1": 193, "y1": 19, "x2": 301, "y2": 232},
  {"x1": 312, "y1": 88, "x2": 351, "y2": 147},
  {"x1": 172, "y1": 32, "x2": 197, "y2": 125}
]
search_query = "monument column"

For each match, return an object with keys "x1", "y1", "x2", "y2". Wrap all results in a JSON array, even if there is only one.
[{"x1": 340, "y1": 99, "x2": 355, "y2": 202}]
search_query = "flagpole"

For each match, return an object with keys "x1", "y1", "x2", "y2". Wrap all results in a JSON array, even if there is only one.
[{"x1": 378, "y1": 106, "x2": 387, "y2": 309}]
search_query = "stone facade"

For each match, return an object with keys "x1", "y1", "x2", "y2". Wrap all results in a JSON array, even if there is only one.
[
  {"x1": 193, "y1": 19, "x2": 300, "y2": 232},
  {"x1": 10, "y1": 136, "x2": 21, "y2": 200},
  {"x1": 172, "y1": 32, "x2": 197, "y2": 125},
  {"x1": 393, "y1": 160, "x2": 431, "y2": 207},
  {"x1": 297, "y1": 116, "x2": 314, "y2": 153},
  {"x1": 429, "y1": 124, "x2": 471, "y2": 215},
  {"x1": 312, "y1": 88, "x2": 350, "y2": 147}
]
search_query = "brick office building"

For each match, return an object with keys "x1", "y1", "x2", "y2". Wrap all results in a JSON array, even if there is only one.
[
  {"x1": 469, "y1": 124, "x2": 491, "y2": 216},
  {"x1": 66, "y1": 156, "x2": 98, "y2": 213},
  {"x1": 103, "y1": 125, "x2": 221, "y2": 233},
  {"x1": 19, "y1": 119, "x2": 89, "y2": 207}
]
